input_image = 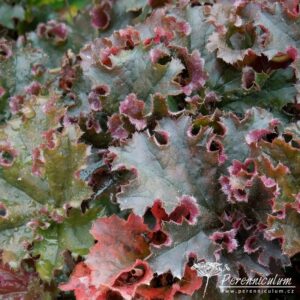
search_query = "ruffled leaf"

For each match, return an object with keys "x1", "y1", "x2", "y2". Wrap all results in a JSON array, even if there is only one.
[
  {"x1": 0, "y1": 96, "x2": 92, "y2": 266},
  {"x1": 109, "y1": 109, "x2": 289, "y2": 283},
  {"x1": 267, "y1": 205, "x2": 300, "y2": 257},
  {"x1": 110, "y1": 116, "x2": 224, "y2": 216},
  {"x1": 33, "y1": 208, "x2": 103, "y2": 281},
  {"x1": 81, "y1": 44, "x2": 184, "y2": 113},
  {"x1": 206, "y1": 2, "x2": 300, "y2": 63},
  {"x1": 259, "y1": 137, "x2": 300, "y2": 210},
  {"x1": 0, "y1": 43, "x2": 48, "y2": 119},
  {"x1": 0, "y1": 261, "x2": 52, "y2": 299},
  {"x1": 61, "y1": 213, "x2": 152, "y2": 298}
]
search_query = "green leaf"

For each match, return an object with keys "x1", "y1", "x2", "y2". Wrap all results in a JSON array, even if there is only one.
[
  {"x1": 110, "y1": 109, "x2": 288, "y2": 280},
  {"x1": 43, "y1": 126, "x2": 92, "y2": 208},
  {"x1": 33, "y1": 208, "x2": 103, "y2": 281},
  {"x1": 149, "y1": 220, "x2": 218, "y2": 279},
  {"x1": 65, "y1": 67, "x2": 92, "y2": 118},
  {"x1": 0, "y1": 177, "x2": 39, "y2": 267},
  {"x1": 0, "y1": 3, "x2": 25, "y2": 29},
  {"x1": 221, "y1": 108, "x2": 276, "y2": 163},
  {"x1": 0, "y1": 42, "x2": 51, "y2": 122},
  {"x1": 17, "y1": 96, "x2": 64, "y2": 153},
  {"x1": 206, "y1": 3, "x2": 300, "y2": 64},
  {"x1": 220, "y1": 68, "x2": 297, "y2": 115},
  {"x1": 27, "y1": 31, "x2": 73, "y2": 68},
  {"x1": 267, "y1": 206, "x2": 300, "y2": 257},
  {"x1": 258, "y1": 138, "x2": 300, "y2": 210},
  {"x1": 110, "y1": 116, "x2": 224, "y2": 216},
  {"x1": 102, "y1": 0, "x2": 149, "y2": 37},
  {"x1": 27, "y1": 17, "x2": 92, "y2": 68},
  {"x1": 0, "y1": 96, "x2": 92, "y2": 266},
  {"x1": 122, "y1": 0, "x2": 147, "y2": 12},
  {"x1": 28, "y1": 0, "x2": 86, "y2": 10},
  {"x1": 249, "y1": 3, "x2": 300, "y2": 59},
  {"x1": 0, "y1": 44, "x2": 48, "y2": 95},
  {"x1": 149, "y1": 176, "x2": 280, "y2": 279},
  {"x1": 187, "y1": 4, "x2": 217, "y2": 76},
  {"x1": 81, "y1": 45, "x2": 184, "y2": 113}
]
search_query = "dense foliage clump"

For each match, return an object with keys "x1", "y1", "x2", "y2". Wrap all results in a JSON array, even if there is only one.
[{"x1": 0, "y1": 0, "x2": 300, "y2": 299}]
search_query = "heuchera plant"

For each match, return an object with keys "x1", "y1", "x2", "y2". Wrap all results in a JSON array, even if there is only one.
[{"x1": 0, "y1": 0, "x2": 300, "y2": 299}]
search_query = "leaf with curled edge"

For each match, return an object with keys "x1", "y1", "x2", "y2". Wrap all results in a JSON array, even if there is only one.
[
  {"x1": 61, "y1": 213, "x2": 153, "y2": 299},
  {"x1": 186, "y1": 4, "x2": 224, "y2": 77},
  {"x1": 219, "y1": 173, "x2": 290, "y2": 269},
  {"x1": 42, "y1": 125, "x2": 92, "y2": 208},
  {"x1": 0, "y1": 43, "x2": 48, "y2": 121},
  {"x1": 136, "y1": 6, "x2": 191, "y2": 47},
  {"x1": 0, "y1": 261, "x2": 31, "y2": 296},
  {"x1": 267, "y1": 205, "x2": 300, "y2": 257},
  {"x1": 149, "y1": 218, "x2": 220, "y2": 279},
  {"x1": 0, "y1": 43, "x2": 47, "y2": 95},
  {"x1": 0, "y1": 96, "x2": 60, "y2": 266},
  {"x1": 86, "y1": 214, "x2": 151, "y2": 287},
  {"x1": 246, "y1": 2, "x2": 300, "y2": 59},
  {"x1": 185, "y1": 3, "x2": 239, "y2": 82},
  {"x1": 186, "y1": 4, "x2": 212, "y2": 54},
  {"x1": 186, "y1": 1, "x2": 244, "y2": 93},
  {"x1": 94, "y1": 0, "x2": 150, "y2": 38},
  {"x1": 110, "y1": 116, "x2": 226, "y2": 216},
  {"x1": 0, "y1": 260, "x2": 53, "y2": 299},
  {"x1": 33, "y1": 207, "x2": 103, "y2": 282},
  {"x1": 186, "y1": 5, "x2": 283, "y2": 115},
  {"x1": 80, "y1": 44, "x2": 184, "y2": 114},
  {"x1": 109, "y1": 109, "x2": 290, "y2": 282},
  {"x1": 17, "y1": 96, "x2": 65, "y2": 153},
  {"x1": 206, "y1": 2, "x2": 300, "y2": 64},
  {"x1": 258, "y1": 137, "x2": 300, "y2": 210},
  {"x1": 149, "y1": 175, "x2": 288, "y2": 281},
  {"x1": 0, "y1": 96, "x2": 92, "y2": 267},
  {"x1": 64, "y1": 67, "x2": 93, "y2": 118},
  {"x1": 219, "y1": 67, "x2": 297, "y2": 115},
  {"x1": 220, "y1": 107, "x2": 278, "y2": 163},
  {"x1": 109, "y1": 108, "x2": 278, "y2": 216},
  {"x1": 186, "y1": 3, "x2": 297, "y2": 116},
  {"x1": 134, "y1": 265, "x2": 203, "y2": 300},
  {"x1": 27, "y1": 18, "x2": 89, "y2": 68}
]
